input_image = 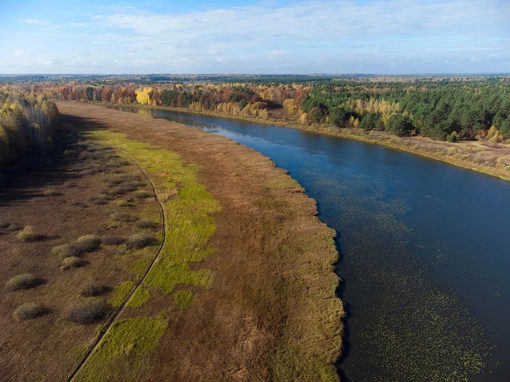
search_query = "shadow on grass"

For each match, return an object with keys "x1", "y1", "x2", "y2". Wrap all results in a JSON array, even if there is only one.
[{"x1": 0, "y1": 113, "x2": 110, "y2": 207}]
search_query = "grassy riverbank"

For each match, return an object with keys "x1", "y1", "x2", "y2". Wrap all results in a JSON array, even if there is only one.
[{"x1": 57, "y1": 103, "x2": 343, "y2": 381}]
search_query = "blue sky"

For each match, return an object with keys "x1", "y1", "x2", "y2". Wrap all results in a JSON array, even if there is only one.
[{"x1": 1, "y1": 0, "x2": 509, "y2": 74}]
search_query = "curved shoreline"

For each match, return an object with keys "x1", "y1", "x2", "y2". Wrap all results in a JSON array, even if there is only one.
[
  {"x1": 125, "y1": 103, "x2": 510, "y2": 183},
  {"x1": 57, "y1": 102, "x2": 344, "y2": 381}
]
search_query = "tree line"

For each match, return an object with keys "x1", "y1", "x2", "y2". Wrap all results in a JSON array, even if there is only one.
[
  {"x1": 0, "y1": 90, "x2": 59, "y2": 164},
  {"x1": 7, "y1": 76, "x2": 510, "y2": 143}
]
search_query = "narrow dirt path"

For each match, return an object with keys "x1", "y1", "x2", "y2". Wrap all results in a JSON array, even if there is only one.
[{"x1": 65, "y1": 147, "x2": 168, "y2": 382}]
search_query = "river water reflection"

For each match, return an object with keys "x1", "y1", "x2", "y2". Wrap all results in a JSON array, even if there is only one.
[{"x1": 130, "y1": 107, "x2": 510, "y2": 381}]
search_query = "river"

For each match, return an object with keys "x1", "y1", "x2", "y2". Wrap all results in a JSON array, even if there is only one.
[{"x1": 125, "y1": 107, "x2": 510, "y2": 381}]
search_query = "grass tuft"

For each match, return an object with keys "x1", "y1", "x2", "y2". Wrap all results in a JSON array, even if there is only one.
[
  {"x1": 64, "y1": 300, "x2": 111, "y2": 324},
  {"x1": 89, "y1": 195, "x2": 111, "y2": 205},
  {"x1": 13, "y1": 302, "x2": 49, "y2": 321},
  {"x1": 74, "y1": 235, "x2": 101, "y2": 253},
  {"x1": 61, "y1": 256, "x2": 87, "y2": 270},
  {"x1": 136, "y1": 219, "x2": 158, "y2": 229},
  {"x1": 126, "y1": 233, "x2": 158, "y2": 249},
  {"x1": 16, "y1": 226, "x2": 46, "y2": 242},
  {"x1": 5, "y1": 223, "x2": 23, "y2": 231},
  {"x1": 5, "y1": 273, "x2": 44, "y2": 291},
  {"x1": 80, "y1": 282, "x2": 110, "y2": 297},
  {"x1": 52, "y1": 244, "x2": 80, "y2": 259},
  {"x1": 42, "y1": 189, "x2": 62, "y2": 197},
  {"x1": 101, "y1": 235, "x2": 125, "y2": 246},
  {"x1": 109, "y1": 212, "x2": 139, "y2": 223},
  {"x1": 132, "y1": 190, "x2": 152, "y2": 199}
]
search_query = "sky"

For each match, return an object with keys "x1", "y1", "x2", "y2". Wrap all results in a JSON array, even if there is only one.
[{"x1": 0, "y1": 0, "x2": 509, "y2": 75}]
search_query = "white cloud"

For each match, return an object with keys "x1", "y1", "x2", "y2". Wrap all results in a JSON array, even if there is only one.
[
  {"x1": 3, "y1": 0, "x2": 510, "y2": 74},
  {"x1": 269, "y1": 50, "x2": 287, "y2": 62},
  {"x1": 18, "y1": 18, "x2": 49, "y2": 26}
]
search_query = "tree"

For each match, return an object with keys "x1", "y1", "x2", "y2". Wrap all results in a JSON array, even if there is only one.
[
  {"x1": 329, "y1": 105, "x2": 352, "y2": 127},
  {"x1": 385, "y1": 114, "x2": 413, "y2": 136},
  {"x1": 359, "y1": 112, "x2": 382, "y2": 131}
]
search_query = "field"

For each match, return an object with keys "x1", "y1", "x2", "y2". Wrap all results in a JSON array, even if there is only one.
[{"x1": 0, "y1": 103, "x2": 343, "y2": 381}]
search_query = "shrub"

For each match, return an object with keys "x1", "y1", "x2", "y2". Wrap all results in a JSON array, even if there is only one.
[
  {"x1": 74, "y1": 235, "x2": 101, "y2": 253},
  {"x1": 114, "y1": 199, "x2": 133, "y2": 208},
  {"x1": 12, "y1": 302, "x2": 48, "y2": 321},
  {"x1": 107, "y1": 183, "x2": 139, "y2": 196},
  {"x1": 5, "y1": 273, "x2": 44, "y2": 291},
  {"x1": 127, "y1": 233, "x2": 158, "y2": 249},
  {"x1": 5, "y1": 223, "x2": 23, "y2": 231},
  {"x1": 133, "y1": 190, "x2": 152, "y2": 199},
  {"x1": 109, "y1": 212, "x2": 139, "y2": 223},
  {"x1": 52, "y1": 244, "x2": 80, "y2": 259},
  {"x1": 61, "y1": 256, "x2": 87, "y2": 270},
  {"x1": 64, "y1": 300, "x2": 111, "y2": 324},
  {"x1": 101, "y1": 235, "x2": 125, "y2": 246},
  {"x1": 16, "y1": 226, "x2": 45, "y2": 242},
  {"x1": 90, "y1": 195, "x2": 111, "y2": 205},
  {"x1": 43, "y1": 189, "x2": 62, "y2": 196},
  {"x1": 80, "y1": 282, "x2": 110, "y2": 297},
  {"x1": 136, "y1": 219, "x2": 158, "y2": 229},
  {"x1": 447, "y1": 132, "x2": 459, "y2": 143}
]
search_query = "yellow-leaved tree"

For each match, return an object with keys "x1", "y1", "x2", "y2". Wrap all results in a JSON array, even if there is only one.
[{"x1": 135, "y1": 87, "x2": 153, "y2": 105}]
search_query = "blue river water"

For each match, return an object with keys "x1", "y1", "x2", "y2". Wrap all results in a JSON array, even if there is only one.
[{"x1": 126, "y1": 107, "x2": 510, "y2": 381}]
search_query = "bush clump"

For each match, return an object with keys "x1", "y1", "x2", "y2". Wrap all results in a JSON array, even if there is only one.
[
  {"x1": 5, "y1": 273, "x2": 44, "y2": 291},
  {"x1": 89, "y1": 195, "x2": 111, "y2": 205},
  {"x1": 16, "y1": 226, "x2": 46, "y2": 242},
  {"x1": 61, "y1": 256, "x2": 87, "y2": 270},
  {"x1": 5, "y1": 223, "x2": 23, "y2": 231},
  {"x1": 127, "y1": 233, "x2": 158, "y2": 249},
  {"x1": 42, "y1": 189, "x2": 62, "y2": 197},
  {"x1": 101, "y1": 235, "x2": 125, "y2": 246},
  {"x1": 109, "y1": 212, "x2": 139, "y2": 223},
  {"x1": 64, "y1": 300, "x2": 111, "y2": 324},
  {"x1": 136, "y1": 219, "x2": 158, "y2": 229},
  {"x1": 12, "y1": 302, "x2": 48, "y2": 321},
  {"x1": 133, "y1": 190, "x2": 152, "y2": 199},
  {"x1": 73, "y1": 235, "x2": 101, "y2": 253},
  {"x1": 80, "y1": 282, "x2": 110, "y2": 297},
  {"x1": 52, "y1": 244, "x2": 80, "y2": 259}
]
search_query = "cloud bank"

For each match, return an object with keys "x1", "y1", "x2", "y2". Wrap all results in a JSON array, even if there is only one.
[{"x1": 1, "y1": 0, "x2": 509, "y2": 74}]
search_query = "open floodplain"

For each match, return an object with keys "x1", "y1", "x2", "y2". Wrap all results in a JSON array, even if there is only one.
[{"x1": 0, "y1": 103, "x2": 342, "y2": 381}]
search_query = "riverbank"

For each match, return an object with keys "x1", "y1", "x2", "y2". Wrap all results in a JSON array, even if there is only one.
[
  {"x1": 127, "y1": 103, "x2": 510, "y2": 182},
  {"x1": 55, "y1": 102, "x2": 344, "y2": 381}
]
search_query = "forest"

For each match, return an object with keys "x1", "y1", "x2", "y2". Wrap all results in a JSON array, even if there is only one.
[
  {"x1": 0, "y1": 90, "x2": 59, "y2": 164},
  {"x1": 2, "y1": 76, "x2": 509, "y2": 146}
]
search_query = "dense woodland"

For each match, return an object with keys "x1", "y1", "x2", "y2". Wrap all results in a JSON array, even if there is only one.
[
  {"x1": 0, "y1": 90, "x2": 59, "y2": 164},
  {"x1": 2, "y1": 76, "x2": 510, "y2": 148}
]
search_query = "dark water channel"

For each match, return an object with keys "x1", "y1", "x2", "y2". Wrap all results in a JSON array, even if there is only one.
[{"x1": 128, "y1": 107, "x2": 510, "y2": 381}]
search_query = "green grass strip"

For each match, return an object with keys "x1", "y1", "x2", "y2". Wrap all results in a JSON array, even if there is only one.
[
  {"x1": 72, "y1": 130, "x2": 220, "y2": 380},
  {"x1": 73, "y1": 313, "x2": 168, "y2": 382},
  {"x1": 108, "y1": 281, "x2": 135, "y2": 308},
  {"x1": 90, "y1": 130, "x2": 220, "y2": 298}
]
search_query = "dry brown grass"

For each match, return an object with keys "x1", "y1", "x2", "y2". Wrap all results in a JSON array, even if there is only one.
[{"x1": 0, "y1": 103, "x2": 343, "y2": 382}]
